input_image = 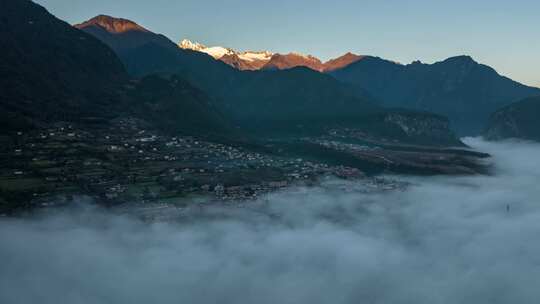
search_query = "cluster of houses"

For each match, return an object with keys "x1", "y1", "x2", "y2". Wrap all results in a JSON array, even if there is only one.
[{"x1": 3, "y1": 119, "x2": 370, "y2": 206}]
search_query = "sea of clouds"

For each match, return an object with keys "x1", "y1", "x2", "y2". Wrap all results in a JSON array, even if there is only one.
[{"x1": 1, "y1": 138, "x2": 540, "y2": 304}]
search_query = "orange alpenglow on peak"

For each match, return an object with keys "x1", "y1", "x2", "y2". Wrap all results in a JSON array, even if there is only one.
[
  {"x1": 75, "y1": 15, "x2": 149, "y2": 34},
  {"x1": 180, "y1": 39, "x2": 366, "y2": 72},
  {"x1": 323, "y1": 52, "x2": 365, "y2": 72},
  {"x1": 262, "y1": 53, "x2": 325, "y2": 71},
  {"x1": 262, "y1": 52, "x2": 365, "y2": 72}
]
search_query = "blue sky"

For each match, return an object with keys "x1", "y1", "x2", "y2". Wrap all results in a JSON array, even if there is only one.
[{"x1": 36, "y1": 0, "x2": 539, "y2": 87}]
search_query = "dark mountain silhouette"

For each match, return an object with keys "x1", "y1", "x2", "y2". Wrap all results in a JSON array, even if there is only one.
[
  {"x1": 484, "y1": 96, "x2": 540, "y2": 141},
  {"x1": 0, "y1": 1, "x2": 493, "y2": 213},
  {"x1": 220, "y1": 67, "x2": 377, "y2": 126},
  {"x1": 178, "y1": 40, "x2": 365, "y2": 73},
  {"x1": 76, "y1": 17, "x2": 376, "y2": 124},
  {"x1": 330, "y1": 55, "x2": 540, "y2": 134},
  {"x1": 76, "y1": 15, "x2": 465, "y2": 146},
  {"x1": 126, "y1": 75, "x2": 234, "y2": 137},
  {"x1": 215, "y1": 67, "x2": 462, "y2": 146},
  {"x1": 0, "y1": 1, "x2": 126, "y2": 130},
  {"x1": 0, "y1": 2, "x2": 233, "y2": 138},
  {"x1": 75, "y1": 15, "x2": 238, "y2": 96}
]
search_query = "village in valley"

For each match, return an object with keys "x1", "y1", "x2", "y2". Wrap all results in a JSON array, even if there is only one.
[{"x1": 1, "y1": 117, "x2": 399, "y2": 214}]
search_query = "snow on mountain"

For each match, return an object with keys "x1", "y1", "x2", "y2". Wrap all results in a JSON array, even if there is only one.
[
  {"x1": 178, "y1": 39, "x2": 363, "y2": 72},
  {"x1": 202, "y1": 46, "x2": 235, "y2": 59},
  {"x1": 179, "y1": 39, "x2": 206, "y2": 52},
  {"x1": 179, "y1": 39, "x2": 274, "y2": 70},
  {"x1": 179, "y1": 39, "x2": 234, "y2": 59},
  {"x1": 238, "y1": 51, "x2": 273, "y2": 62}
]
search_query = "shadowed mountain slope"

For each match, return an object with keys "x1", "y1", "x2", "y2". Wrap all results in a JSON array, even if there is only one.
[
  {"x1": 76, "y1": 15, "x2": 465, "y2": 146},
  {"x1": 0, "y1": 3, "x2": 233, "y2": 138},
  {"x1": 331, "y1": 56, "x2": 540, "y2": 134},
  {"x1": 0, "y1": 1, "x2": 127, "y2": 130},
  {"x1": 75, "y1": 15, "x2": 239, "y2": 96},
  {"x1": 484, "y1": 96, "x2": 540, "y2": 142}
]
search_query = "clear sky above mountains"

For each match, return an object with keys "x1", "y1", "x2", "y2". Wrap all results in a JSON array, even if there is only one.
[{"x1": 36, "y1": 0, "x2": 539, "y2": 87}]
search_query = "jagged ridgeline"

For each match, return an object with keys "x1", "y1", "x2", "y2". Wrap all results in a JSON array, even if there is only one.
[
  {"x1": 75, "y1": 15, "x2": 463, "y2": 146},
  {"x1": 178, "y1": 39, "x2": 363, "y2": 72},
  {"x1": 0, "y1": 1, "x2": 233, "y2": 138},
  {"x1": 0, "y1": 0, "x2": 497, "y2": 214},
  {"x1": 174, "y1": 37, "x2": 540, "y2": 137},
  {"x1": 330, "y1": 56, "x2": 540, "y2": 135}
]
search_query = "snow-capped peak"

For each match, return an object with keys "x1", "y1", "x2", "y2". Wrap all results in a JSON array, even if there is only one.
[
  {"x1": 178, "y1": 39, "x2": 274, "y2": 64},
  {"x1": 179, "y1": 39, "x2": 207, "y2": 52},
  {"x1": 238, "y1": 51, "x2": 274, "y2": 62},
  {"x1": 179, "y1": 39, "x2": 236, "y2": 59},
  {"x1": 202, "y1": 46, "x2": 235, "y2": 59}
]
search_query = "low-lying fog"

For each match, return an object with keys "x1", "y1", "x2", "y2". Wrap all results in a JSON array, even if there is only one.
[{"x1": 1, "y1": 138, "x2": 540, "y2": 304}]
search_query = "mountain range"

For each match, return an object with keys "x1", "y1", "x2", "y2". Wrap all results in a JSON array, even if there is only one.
[
  {"x1": 180, "y1": 39, "x2": 540, "y2": 134},
  {"x1": 0, "y1": 0, "x2": 521, "y2": 212},
  {"x1": 330, "y1": 56, "x2": 540, "y2": 134},
  {"x1": 4, "y1": 6, "x2": 540, "y2": 145},
  {"x1": 75, "y1": 15, "x2": 465, "y2": 146},
  {"x1": 0, "y1": 6, "x2": 232, "y2": 139},
  {"x1": 179, "y1": 39, "x2": 364, "y2": 72}
]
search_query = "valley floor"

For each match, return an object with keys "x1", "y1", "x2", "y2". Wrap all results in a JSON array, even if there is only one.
[
  {"x1": 0, "y1": 119, "x2": 489, "y2": 214},
  {"x1": 0, "y1": 138, "x2": 539, "y2": 304},
  {"x1": 0, "y1": 119, "x2": 364, "y2": 213}
]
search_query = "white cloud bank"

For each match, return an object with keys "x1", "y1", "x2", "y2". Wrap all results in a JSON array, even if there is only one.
[{"x1": 1, "y1": 138, "x2": 540, "y2": 304}]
